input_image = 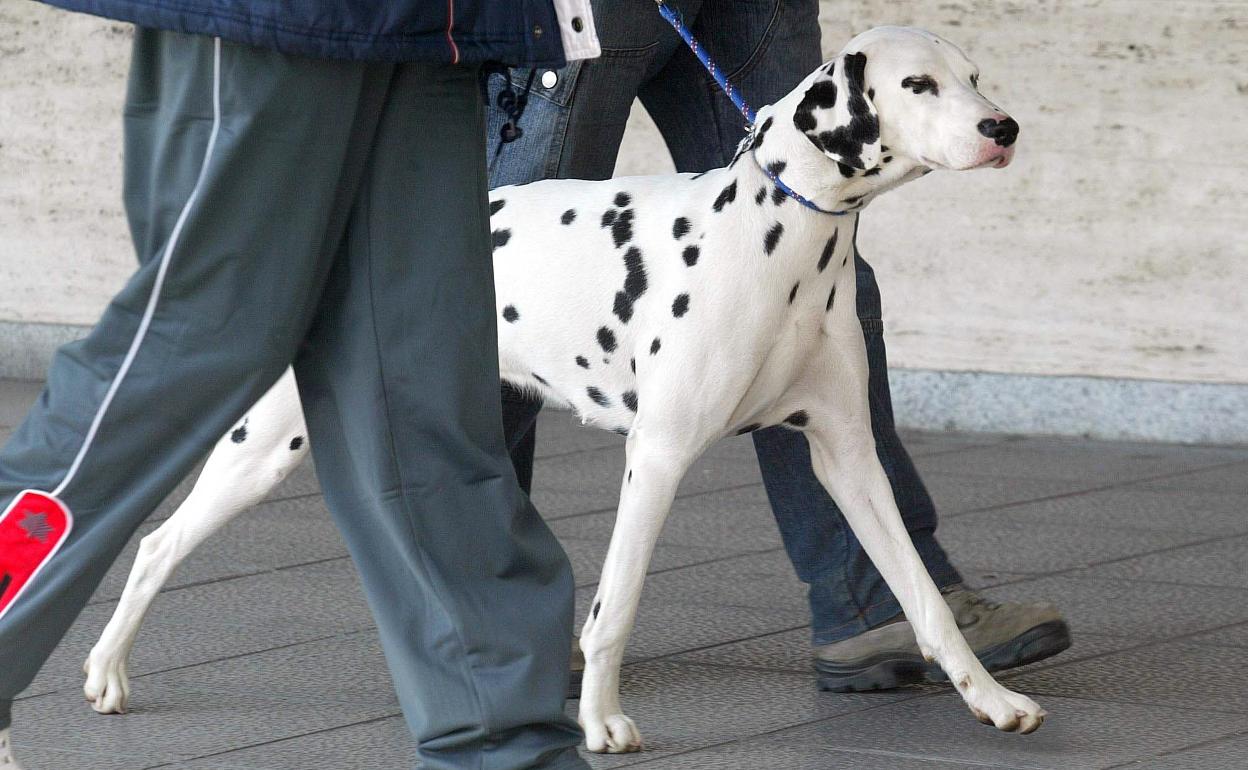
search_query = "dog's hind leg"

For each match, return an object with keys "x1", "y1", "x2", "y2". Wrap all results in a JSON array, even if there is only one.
[
  {"x1": 83, "y1": 368, "x2": 309, "y2": 714},
  {"x1": 578, "y1": 428, "x2": 702, "y2": 753},
  {"x1": 795, "y1": 341, "x2": 1045, "y2": 734}
]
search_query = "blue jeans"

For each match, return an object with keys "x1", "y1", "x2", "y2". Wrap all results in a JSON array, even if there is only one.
[{"x1": 488, "y1": 0, "x2": 961, "y2": 645}]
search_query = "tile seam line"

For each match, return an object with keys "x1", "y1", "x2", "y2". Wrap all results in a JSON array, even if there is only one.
[
  {"x1": 1101, "y1": 725, "x2": 1248, "y2": 769},
  {"x1": 945, "y1": 457, "x2": 1248, "y2": 519},
  {"x1": 135, "y1": 712, "x2": 401, "y2": 769}
]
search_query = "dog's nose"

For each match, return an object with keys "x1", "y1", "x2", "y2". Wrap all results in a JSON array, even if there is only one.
[{"x1": 977, "y1": 117, "x2": 1019, "y2": 147}]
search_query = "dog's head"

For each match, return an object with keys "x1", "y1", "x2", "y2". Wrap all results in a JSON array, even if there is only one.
[{"x1": 759, "y1": 27, "x2": 1016, "y2": 192}]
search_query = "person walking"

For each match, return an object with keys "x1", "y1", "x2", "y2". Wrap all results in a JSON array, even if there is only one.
[{"x1": 0, "y1": 3, "x2": 601, "y2": 769}]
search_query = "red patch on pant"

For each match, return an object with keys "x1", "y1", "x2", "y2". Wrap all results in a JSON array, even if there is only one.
[{"x1": 0, "y1": 490, "x2": 73, "y2": 621}]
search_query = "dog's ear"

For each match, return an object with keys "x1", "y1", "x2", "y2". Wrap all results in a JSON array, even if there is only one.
[{"x1": 792, "y1": 52, "x2": 881, "y2": 174}]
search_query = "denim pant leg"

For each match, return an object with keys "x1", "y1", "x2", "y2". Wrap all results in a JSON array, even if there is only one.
[{"x1": 752, "y1": 254, "x2": 963, "y2": 646}]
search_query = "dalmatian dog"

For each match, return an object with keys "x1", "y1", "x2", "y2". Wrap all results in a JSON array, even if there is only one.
[{"x1": 80, "y1": 26, "x2": 1037, "y2": 754}]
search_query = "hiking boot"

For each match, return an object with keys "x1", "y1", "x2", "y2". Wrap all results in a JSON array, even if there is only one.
[
  {"x1": 568, "y1": 636, "x2": 584, "y2": 699},
  {"x1": 814, "y1": 586, "x2": 1071, "y2": 692}
]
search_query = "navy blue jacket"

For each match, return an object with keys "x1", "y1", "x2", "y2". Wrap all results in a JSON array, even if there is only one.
[{"x1": 39, "y1": 1, "x2": 570, "y2": 67}]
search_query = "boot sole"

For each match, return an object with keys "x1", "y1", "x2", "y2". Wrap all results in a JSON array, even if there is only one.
[{"x1": 816, "y1": 619, "x2": 1072, "y2": 693}]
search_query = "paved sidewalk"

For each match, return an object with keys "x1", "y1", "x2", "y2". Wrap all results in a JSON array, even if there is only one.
[{"x1": 3, "y1": 377, "x2": 1246, "y2": 769}]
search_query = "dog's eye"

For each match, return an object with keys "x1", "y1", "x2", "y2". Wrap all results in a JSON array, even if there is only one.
[{"x1": 901, "y1": 76, "x2": 939, "y2": 96}]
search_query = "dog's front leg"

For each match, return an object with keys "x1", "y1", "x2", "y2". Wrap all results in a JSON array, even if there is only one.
[
  {"x1": 84, "y1": 368, "x2": 309, "y2": 714},
  {"x1": 578, "y1": 429, "x2": 698, "y2": 753},
  {"x1": 800, "y1": 383, "x2": 1045, "y2": 732}
]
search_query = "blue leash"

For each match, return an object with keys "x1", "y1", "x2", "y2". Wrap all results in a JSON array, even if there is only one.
[{"x1": 654, "y1": 0, "x2": 848, "y2": 216}]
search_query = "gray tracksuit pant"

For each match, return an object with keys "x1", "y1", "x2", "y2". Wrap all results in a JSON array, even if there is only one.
[{"x1": 0, "y1": 29, "x2": 586, "y2": 770}]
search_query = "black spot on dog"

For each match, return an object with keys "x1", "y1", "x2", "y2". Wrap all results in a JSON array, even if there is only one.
[
  {"x1": 593, "y1": 601, "x2": 601, "y2": 619},
  {"x1": 882, "y1": 155, "x2": 893, "y2": 163},
  {"x1": 490, "y1": 199, "x2": 505, "y2": 216},
  {"x1": 800, "y1": 53, "x2": 879, "y2": 170},
  {"x1": 682, "y1": 245, "x2": 700, "y2": 266},
  {"x1": 533, "y1": 373, "x2": 549, "y2": 386},
  {"x1": 794, "y1": 78, "x2": 837, "y2": 132},
  {"x1": 837, "y1": 162, "x2": 857, "y2": 178},
  {"x1": 862, "y1": 166, "x2": 882, "y2": 177},
  {"x1": 817, "y1": 231, "x2": 839, "y2": 272},
  {"x1": 612, "y1": 209, "x2": 635, "y2": 248},
  {"x1": 623, "y1": 247, "x2": 647, "y2": 297},
  {"x1": 749, "y1": 116, "x2": 774, "y2": 150},
  {"x1": 788, "y1": 282, "x2": 800, "y2": 304},
  {"x1": 754, "y1": 186, "x2": 767, "y2": 205},
  {"x1": 622, "y1": 391, "x2": 638, "y2": 412},
  {"x1": 826, "y1": 286, "x2": 837, "y2": 312},
  {"x1": 650, "y1": 337, "x2": 661, "y2": 355},
  {"x1": 628, "y1": 469, "x2": 633, "y2": 482},
  {"x1": 736, "y1": 423, "x2": 762, "y2": 435},
  {"x1": 492, "y1": 229, "x2": 511, "y2": 249},
  {"x1": 713, "y1": 180, "x2": 738, "y2": 212},
  {"x1": 230, "y1": 420, "x2": 248, "y2": 443},
  {"x1": 613, "y1": 291, "x2": 634, "y2": 323},
  {"x1": 587, "y1": 386, "x2": 610, "y2": 407},
  {"x1": 630, "y1": 357, "x2": 636, "y2": 373},
  {"x1": 672, "y1": 294, "x2": 691, "y2": 317},
  {"x1": 672, "y1": 217, "x2": 691, "y2": 239},
  {"x1": 784, "y1": 410, "x2": 809, "y2": 427},
  {"x1": 601, "y1": 209, "x2": 617, "y2": 227},
  {"x1": 502, "y1": 305, "x2": 520, "y2": 323},
  {"x1": 764, "y1": 223, "x2": 784, "y2": 255},
  {"x1": 614, "y1": 246, "x2": 649, "y2": 323},
  {"x1": 615, "y1": 192, "x2": 632, "y2": 207},
  {"x1": 597, "y1": 326, "x2": 617, "y2": 353},
  {"x1": 576, "y1": 355, "x2": 590, "y2": 369},
  {"x1": 868, "y1": 87, "x2": 875, "y2": 100},
  {"x1": 901, "y1": 75, "x2": 938, "y2": 96},
  {"x1": 289, "y1": 436, "x2": 304, "y2": 451},
  {"x1": 561, "y1": 209, "x2": 577, "y2": 225},
  {"x1": 766, "y1": 161, "x2": 788, "y2": 176},
  {"x1": 770, "y1": 186, "x2": 788, "y2": 206}
]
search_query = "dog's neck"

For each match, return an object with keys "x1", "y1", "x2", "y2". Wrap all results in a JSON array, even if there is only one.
[{"x1": 745, "y1": 102, "x2": 928, "y2": 216}]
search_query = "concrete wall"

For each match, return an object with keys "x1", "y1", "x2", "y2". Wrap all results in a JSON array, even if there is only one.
[{"x1": 2, "y1": 1, "x2": 1246, "y2": 441}]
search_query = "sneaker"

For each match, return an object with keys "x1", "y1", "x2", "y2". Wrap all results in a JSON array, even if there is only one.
[
  {"x1": 568, "y1": 636, "x2": 584, "y2": 699},
  {"x1": 814, "y1": 586, "x2": 1071, "y2": 692}
]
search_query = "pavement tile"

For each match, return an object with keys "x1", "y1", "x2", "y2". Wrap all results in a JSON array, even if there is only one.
[
  {"x1": 1137, "y1": 734, "x2": 1248, "y2": 769},
  {"x1": 561, "y1": 537, "x2": 743, "y2": 589},
  {"x1": 613, "y1": 738, "x2": 993, "y2": 769},
  {"x1": 1073, "y1": 534, "x2": 1248, "y2": 589},
  {"x1": 954, "y1": 485, "x2": 1248, "y2": 537},
  {"x1": 1184, "y1": 622, "x2": 1248, "y2": 650},
  {"x1": 571, "y1": 660, "x2": 913, "y2": 768},
  {"x1": 170, "y1": 716, "x2": 413, "y2": 769},
  {"x1": 0, "y1": 378, "x2": 41, "y2": 428},
  {"x1": 1133, "y1": 461, "x2": 1248, "y2": 495},
  {"x1": 982, "y1": 576, "x2": 1248, "y2": 641},
  {"x1": 551, "y1": 484, "x2": 784, "y2": 555},
  {"x1": 740, "y1": 693, "x2": 1248, "y2": 770},
  {"x1": 33, "y1": 560, "x2": 376, "y2": 701},
  {"x1": 1001, "y1": 640, "x2": 1248, "y2": 715},
  {"x1": 531, "y1": 441, "x2": 762, "y2": 520},
  {"x1": 15, "y1": 685, "x2": 394, "y2": 764},
  {"x1": 92, "y1": 495, "x2": 348, "y2": 603},
  {"x1": 534, "y1": 408, "x2": 628, "y2": 458},
  {"x1": 914, "y1": 440, "x2": 1234, "y2": 484},
  {"x1": 935, "y1": 515, "x2": 1208, "y2": 573},
  {"x1": 924, "y1": 472, "x2": 1094, "y2": 515}
]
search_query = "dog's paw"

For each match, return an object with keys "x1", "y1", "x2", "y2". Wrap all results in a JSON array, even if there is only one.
[
  {"x1": 1, "y1": 726, "x2": 27, "y2": 770},
  {"x1": 958, "y1": 675, "x2": 1045, "y2": 734},
  {"x1": 581, "y1": 711, "x2": 643, "y2": 754},
  {"x1": 82, "y1": 649, "x2": 131, "y2": 715}
]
